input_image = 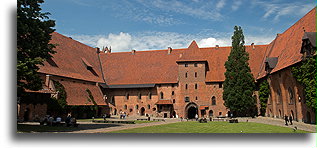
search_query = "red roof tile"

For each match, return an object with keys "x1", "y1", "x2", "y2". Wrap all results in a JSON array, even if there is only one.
[
  {"x1": 155, "y1": 100, "x2": 173, "y2": 105},
  {"x1": 59, "y1": 80, "x2": 106, "y2": 106},
  {"x1": 257, "y1": 8, "x2": 316, "y2": 79},
  {"x1": 38, "y1": 32, "x2": 104, "y2": 83}
]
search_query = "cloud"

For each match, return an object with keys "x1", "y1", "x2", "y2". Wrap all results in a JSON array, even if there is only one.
[
  {"x1": 251, "y1": 0, "x2": 314, "y2": 22},
  {"x1": 69, "y1": 31, "x2": 274, "y2": 52},
  {"x1": 231, "y1": 0, "x2": 242, "y2": 11},
  {"x1": 216, "y1": 0, "x2": 226, "y2": 10}
]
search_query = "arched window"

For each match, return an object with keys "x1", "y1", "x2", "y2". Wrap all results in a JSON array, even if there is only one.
[
  {"x1": 125, "y1": 93, "x2": 129, "y2": 100},
  {"x1": 195, "y1": 96, "x2": 198, "y2": 100},
  {"x1": 277, "y1": 88, "x2": 282, "y2": 104},
  {"x1": 211, "y1": 96, "x2": 216, "y2": 105},
  {"x1": 195, "y1": 72, "x2": 197, "y2": 78},
  {"x1": 185, "y1": 72, "x2": 188, "y2": 78},
  {"x1": 185, "y1": 84, "x2": 188, "y2": 89},
  {"x1": 138, "y1": 92, "x2": 141, "y2": 100},
  {"x1": 195, "y1": 84, "x2": 198, "y2": 89},
  {"x1": 160, "y1": 92, "x2": 164, "y2": 99},
  {"x1": 135, "y1": 105, "x2": 139, "y2": 109},
  {"x1": 124, "y1": 105, "x2": 127, "y2": 109},
  {"x1": 172, "y1": 91, "x2": 175, "y2": 96},
  {"x1": 288, "y1": 87, "x2": 294, "y2": 104}
]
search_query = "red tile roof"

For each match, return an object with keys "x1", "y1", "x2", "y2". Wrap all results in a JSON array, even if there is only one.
[
  {"x1": 38, "y1": 32, "x2": 104, "y2": 83},
  {"x1": 155, "y1": 100, "x2": 173, "y2": 105},
  {"x1": 100, "y1": 44, "x2": 268, "y2": 84},
  {"x1": 59, "y1": 80, "x2": 106, "y2": 106},
  {"x1": 257, "y1": 8, "x2": 316, "y2": 79},
  {"x1": 177, "y1": 40, "x2": 207, "y2": 62}
]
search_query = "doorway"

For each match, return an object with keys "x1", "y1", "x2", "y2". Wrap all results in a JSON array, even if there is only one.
[
  {"x1": 140, "y1": 107, "x2": 145, "y2": 116},
  {"x1": 185, "y1": 103, "x2": 198, "y2": 119},
  {"x1": 208, "y1": 110, "x2": 213, "y2": 117}
]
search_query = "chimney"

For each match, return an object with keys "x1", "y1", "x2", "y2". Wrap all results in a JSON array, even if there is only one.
[
  {"x1": 131, "y1": 49, "x2": 136, "y2": 55},
  {"x1": 167, "y1": 47, "x2": 172, "y2": 54},
  {"x1": 251, "y1": 43, "x2": 255, "y2": 49},
  {"x1": 105, "y1": 47, "x2": 110, "y2": 53},
  {"x1": 109, "y1": 46, "x2": 112, "y2": 53},
  {"x1": 96, "y1": 47, "x2": 100, "y2": 53},
  {"x1": 102, "y1": 46, "x2": 106, "y2": 53},
  {"x1": 215, "y1": 45, "x2": 219, "y2": 49},
  {"x1": 45, "y1": 75, "x2": 51, "y2": 88}
]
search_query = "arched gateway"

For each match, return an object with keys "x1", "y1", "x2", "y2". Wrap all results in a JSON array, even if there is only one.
[{"x1": 185, "y1": 102, "x2": 198, "y2": 119}]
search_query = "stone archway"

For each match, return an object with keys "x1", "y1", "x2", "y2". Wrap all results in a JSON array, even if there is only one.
[
  {"x1": 140, "y1": 107, "x2": 145, "y2": 116},
  {"x1": 185, "y1": 102, "x2": 198, "y2": 119}
]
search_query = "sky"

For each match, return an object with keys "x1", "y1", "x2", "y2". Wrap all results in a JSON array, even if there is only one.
[{"x1": 41, "y1": 0, "x2": 315, "y2": 52}]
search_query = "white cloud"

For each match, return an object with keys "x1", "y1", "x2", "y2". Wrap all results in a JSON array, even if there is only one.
[
  {"x1": 231, "y1": 0, "x2": 242, "y2": 11},
  {"x1": 216, "y1": 0, "x2": 226, "y2": 10},
  {"x1": 69, "y1": 32, "x2": 274, "y2": 52}
]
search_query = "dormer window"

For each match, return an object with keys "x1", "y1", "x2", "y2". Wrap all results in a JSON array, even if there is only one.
[
  {"x1": 300, "y1": 32, "x2": 316, "y2": 58},
  {"x1": 81, "y1": 58, "x2": 93, "y2": 70}
]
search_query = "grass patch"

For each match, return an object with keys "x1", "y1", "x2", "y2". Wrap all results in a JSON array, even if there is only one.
[
  {"x1": 134, "y1": 120, "x2": 158, "y2": 124},
  {"x1": 107, "y1": 121, "x2": 310, "y2": 133}
]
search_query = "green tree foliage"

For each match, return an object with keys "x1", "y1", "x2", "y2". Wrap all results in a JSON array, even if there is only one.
[
  {"x1": 259, "y1": 79, "x2": 270, "y2": 116},
  {"x1": 223, "y1": 26, "x2": 256, "y2": 116},
  {"x1": 86, "y1": 89, "x2": 98, "y2": 114},
  {"x1": 291, "y1": 57, "x2": 316, "y2": 111},
  {"x1": 47, "y1": 80, "x2": 67, "y2": 115},
  {"x1": 17, "y1": 0, "x2": 56, "y2": 96}
]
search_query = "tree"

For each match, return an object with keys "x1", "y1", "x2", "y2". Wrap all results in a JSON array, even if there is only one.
[
  {"x1": 17, "y1": 0, "x2": 56, "y2": 97},
  {"x1": 291, "y1": 57, "x2": 316, "y2": 111},
  {"x1": 258, "y1": 79, "x2": 270, "y2": 116},
  {"x1": 223, "y1": 26, "x2": 256, "y2": 117}
]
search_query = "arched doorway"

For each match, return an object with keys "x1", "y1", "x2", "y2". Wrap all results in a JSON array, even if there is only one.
[
  {"x1": 140, "y1": 107, "x2": 145, "y2": 116},
  {"x1": 208, "y1": 110, "x2": 213, "y2": 117},
  {"x1": 306, "y1": 111, "x2": 311, "y2": 124},
  {"x1": 185, "y1": 103, "x2": 198, "y2": 119}
]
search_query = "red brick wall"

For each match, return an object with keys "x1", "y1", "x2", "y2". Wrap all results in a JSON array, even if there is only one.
[
  {"x1": 265, "y1": 68, "x2": 315, "y2": 123},
  {"x1": 17, "y1": 103, "x2": 47, "y2": 121}
]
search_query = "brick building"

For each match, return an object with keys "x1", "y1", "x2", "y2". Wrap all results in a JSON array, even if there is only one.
[{"x1": 18, "y1": 8, "x2": 315, "y2": 123}]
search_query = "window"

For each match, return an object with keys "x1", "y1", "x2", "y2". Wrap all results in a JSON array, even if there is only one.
[
  {"x1": 125, "y1": 93, "x2": 129, "y2": 101},
  {"x1": 288, "y1": 87, "x2": 294, "y2": 104},
  {"x1": 219, "y1": 83, "x2": 222, "y2": 88},
  {"x1": 185, "y1": 64, "x2": 188, "y2": 67},
  {"x1": 124, "y1": 105, "x2": 127, "y2": 109},
  {"x1": 172, "y1": 91, "x2": 175, "y2": 96},
  {"x1": 184, "y1": 97, "x2": 190, "y2": 102},
  {"x1": 194, "y1": 63, "x2": 198, "y2": 67},
  {"x1": 129, "y1": 108, "x2": 133, "y2": 112},
  {"x1": 211, "y1": 96, "x2": 216, "y2": 105},
  {"x1": 173, "y1": 99, "x2": 175, "y2": 103},
  {"x1": 160, "y1": 92, "x2": 164, "y2": 99},
  {"x1": 147, "y1": 105, "x2": 150, "y2": 109},
  {"x1": 195, "y1": 84, "x2": 198, "y2": 89},
  {"x1": 185, "y1": 84, "x2": 188, "y2": 89},
  {"x1": 138, "y1": 92, "x2": 141, "y2": 100},
  {"x1": 195, "y1": 96, "x2": 198, "y2": 100},
  {"x1": 195, "y1": 72, "x2": 197, "y2": 78},
  {"x1": 135, "y1": 105, "x2": 139, "y2": 109},
  {"x1": 219, "y1": 112, "x2": 222, "y2": 116},
  {"x1": 185, "y1": 72, "x2": 188, "y2": 78},
  {"x1": 277, "y1": 88, "x2": 282, "y2": 104}
]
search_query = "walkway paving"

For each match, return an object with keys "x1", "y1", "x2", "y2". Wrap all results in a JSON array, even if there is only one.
[{"x1": 236, "y1": 117, "x2": 316, "y2": 132}]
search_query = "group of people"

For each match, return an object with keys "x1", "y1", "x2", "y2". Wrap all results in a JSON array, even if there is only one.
[
  {"x1": 40, "y1": 115, "x2": 62, "y2": 126},
  {"x1": 119, "y1": 111, "x2": 127, "y2": 119},
  {"x1": 284, "y1": 115, "x2": 293, "y2": 126}
]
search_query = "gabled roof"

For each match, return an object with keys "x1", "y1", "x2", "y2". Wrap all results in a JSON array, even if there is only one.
[
  {"x1": 100, "y1": 44, "x2": 267, "y2": 84},
  {"x1": 177, "y1": 40, "x2": 207, "y2": 62},
  {"x1": 257, "y1": 7, "x2": 316, "y2": 79},
  {"x1": 38, "y1": 32, "x2": 104, "y2": 83}
]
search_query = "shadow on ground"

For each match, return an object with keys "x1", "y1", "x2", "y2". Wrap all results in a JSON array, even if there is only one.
[{"x1": 17, "y1": 123, "x2": 123, "y2": 133}]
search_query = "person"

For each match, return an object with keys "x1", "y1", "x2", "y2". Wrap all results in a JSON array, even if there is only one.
[
  {"x1": 289, "y1": 115, "x2": 293, "y2": 125},
  {"x1": 195, "y1": 114, "x2": 198, "y2": 121},
  {"x1": 66, "y1": 114, "x2": 71, "y2": 126},
  {"x1": 180, "y1": 117, "x2": 183, "y2": 121},
  {"x1": 48, "y1": 116, "x2": 54, "y2": 126},
  {"x1": 56, "y1": 116, "x2": 62, "y2": 126},
  {"x1": 284, "y1": 115, "x2": 289, "y2": 126}
]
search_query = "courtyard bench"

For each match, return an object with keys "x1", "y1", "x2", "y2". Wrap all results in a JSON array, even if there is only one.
[{"x1": 153, "y1": 119, "x2": 165, "y2": 122}]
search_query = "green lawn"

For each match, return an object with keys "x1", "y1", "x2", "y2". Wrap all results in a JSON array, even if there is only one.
[
  {"x1": 76, "y1": 118, "x2": 158, "y2": 124},
  {"x1": 107, "y1": 121, "x2": 310, "y2": 133},
  {"x1": 17, "y1": 124, "x2": 79, "y2": 133}
]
